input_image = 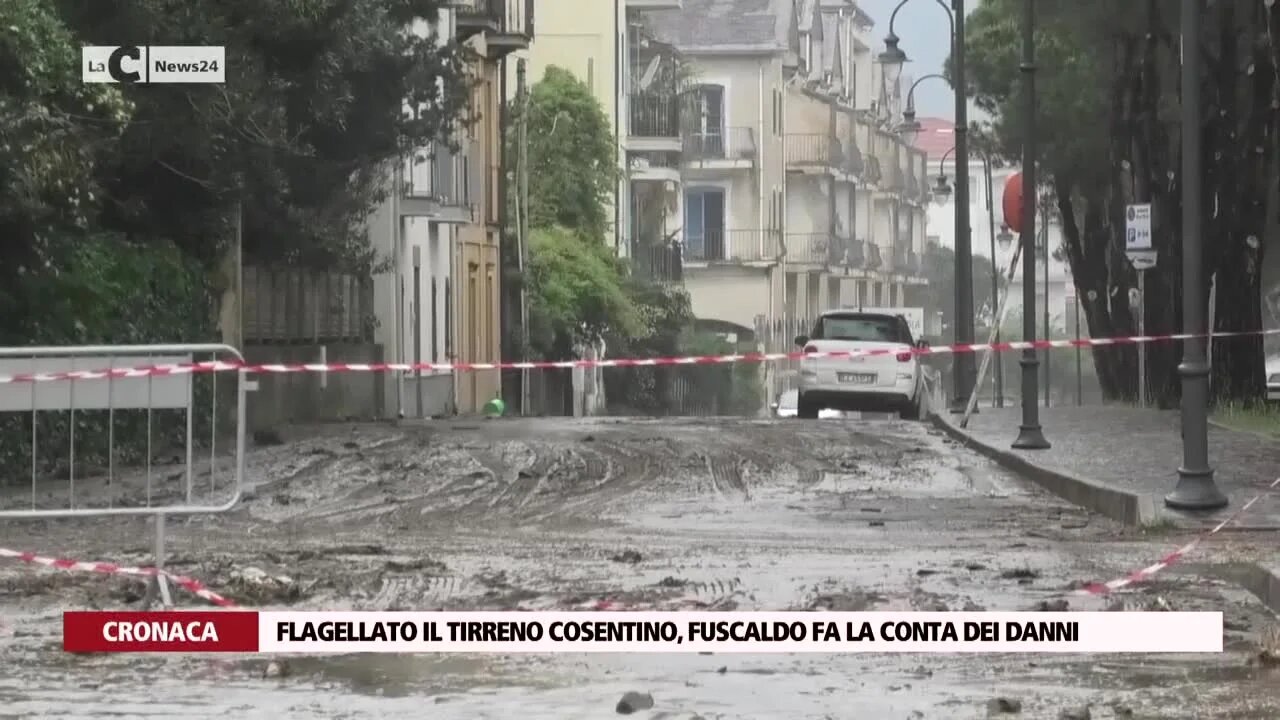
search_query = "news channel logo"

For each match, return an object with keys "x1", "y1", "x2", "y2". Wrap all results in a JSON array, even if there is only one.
[{"x1": 82, "y1": 46, "x2": 225, "y2": 84}]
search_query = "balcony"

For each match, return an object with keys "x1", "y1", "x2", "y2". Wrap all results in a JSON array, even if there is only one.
[
  {"x1": 629, "y1": 92, "x2": 682, "y2": 152},
  {"x1": 631, "y1": 240, "x2": 683, "y2": 283},
  {"x1": 453, "y1": 0, "x2": 533, "y2": 55},
  {"x1": 905, "y1": 172, "x2": 920, "y2": 201},
  {"x1": 863, "y1": 156, "x2": 882, "y2": 185},
  {"x1": 629, "y1": 151, "x2": 681, "y2": 183},
  {"x1": 399, "y1": 142, "x2": 474, "y2": 224},
  {"x1": 862, "y1": 242, "x2": 883, "y2": 271},
  {"x1": 880, "y1": 160, "x2": 903, "y2": 192},
  {"x1": 845, "y1": 239, "x2": 867, "y2": 267},
  {"x1": 785, "y1": 134, "x2": 843, "y2": 174},
  {"x1": 784, "y1": 233, "x2": 832, "y2": 265},
  {"x1": 684, "y1": 229, "x2": 781, "y2": 264},
  {"x1": 891, "y1": 243, "x2": 912, "y2": 274},
  {"x1": 841, "y1": 140, "x2": 864, "y2": 178},
  {"x1": 683, "y1": 127, "x2": 756, "y2": 168}
]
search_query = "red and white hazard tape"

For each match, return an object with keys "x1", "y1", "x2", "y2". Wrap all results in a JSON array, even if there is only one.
[
  {"x1": 0, "y1": 328, "x2": 1277, "y2": 385},
  {"x1": 0, "y1": 547, "x2": 235, "y2": 607},
  {"x1": 1076, "y1": 476, "x2": 1280, "y2": 597}
]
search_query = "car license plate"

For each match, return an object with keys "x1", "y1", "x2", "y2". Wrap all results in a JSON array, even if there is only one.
[{"x1": 838, "y1": 372, "x2": 876, "y2": 384}]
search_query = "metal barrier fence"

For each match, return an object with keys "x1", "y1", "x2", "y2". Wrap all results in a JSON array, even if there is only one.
[{"x1": 0, "y1": 344, "x2": 250, "y2": 607}]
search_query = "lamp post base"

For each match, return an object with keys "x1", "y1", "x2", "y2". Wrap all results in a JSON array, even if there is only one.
[
  {"x1": 948, "y1": 398, "x2": 976, "y2": 415},
  {"x1": 1165, "y1": 467, "x2": 1229, "y2": 510},
  {"x1": 1012, "y1": 424, "x2": 1050, "y2": 450}
]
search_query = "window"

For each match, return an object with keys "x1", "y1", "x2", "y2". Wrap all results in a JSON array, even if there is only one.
[
  {"x1": 685, "y1": 188, "x2": 725, "y2": 261},
  {"x1": 693, "y1": 85, "x2": 725, "y2": 157},
  {"x1": 812, "y1": 314, "x2": 911, "y2": 344}
]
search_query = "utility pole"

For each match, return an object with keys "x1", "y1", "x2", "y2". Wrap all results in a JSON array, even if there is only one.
[{"x1": 516, "y1": 59, "x2": 531, "y2": 416}]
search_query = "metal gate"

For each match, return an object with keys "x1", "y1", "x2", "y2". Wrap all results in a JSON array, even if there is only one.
[{"x1": 0, "y1": 344, "x2": 250, "y2": 606}]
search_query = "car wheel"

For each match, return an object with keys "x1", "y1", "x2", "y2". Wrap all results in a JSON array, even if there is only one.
[
  {"x1": 899, "y1": 386, "x2": 923, "y2": 421},
  {"x1": 797, "y1": 394, "x2": 820, "y2": 419}
]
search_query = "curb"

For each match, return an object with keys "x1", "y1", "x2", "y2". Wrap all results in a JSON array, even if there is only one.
[
  {"x1": 1239, "y1": 563, "x2": 1280, "y2": 615},
  {"x1": 1208, "y1": 418, "x2": 1280, "y2": 442},
  {"x1": 928, "y1": 412, "x2": 1158, "y2": 527}
]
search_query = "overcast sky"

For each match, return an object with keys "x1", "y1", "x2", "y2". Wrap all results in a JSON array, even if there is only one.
[{"x1": 857, "y1": 0, "x2": 985, "y2": 123}]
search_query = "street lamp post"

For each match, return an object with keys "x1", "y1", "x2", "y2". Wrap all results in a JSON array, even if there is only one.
[
  {"x1": 1166, "y1": 0, "x2": 1227, "y2": 509},
  {"x1": 881, "y1": 0, "x2": 974, "y2": 413},
  {"x1": 927, "y1": 146, "x2": 1008, "y2": 409},
  {"x1": 1012, "y1": 0, "x2": 1049, "y2": 450}
]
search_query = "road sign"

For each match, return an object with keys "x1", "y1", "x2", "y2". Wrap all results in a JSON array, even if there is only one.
[
  {"x1": 1125, "y1": 203, "x2": 1156, "y2": 269},
  {"x1": 1125, "y1": 203, "x2": 1153, "y2": 250},
  {"x1": 1129, "y1": 250, "x2": 1157, "y2": 270}
]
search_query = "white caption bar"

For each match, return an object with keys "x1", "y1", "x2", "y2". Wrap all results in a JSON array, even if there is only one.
[{"x1": 256, "y1": 611, "x2": 1223, "y2": 654}]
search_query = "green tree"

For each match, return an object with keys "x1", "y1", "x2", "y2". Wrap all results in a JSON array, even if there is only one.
[
  {"x1": 526, "y1": 226, "x2": 643, "y2": 359},
  {"x1": 525, "y1": 65, "x2": 618, "y2": 242},
  {"x1": 964, "y1": 0, "x2": 1279, "y2": 406},
  {"x1": 919, "y1": 242, "x2": 1004, "y2": 340}
]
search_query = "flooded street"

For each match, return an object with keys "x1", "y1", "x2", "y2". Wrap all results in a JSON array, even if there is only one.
[{"x1": 3, "y1": 416, "x2": 1279, "y2": 718}]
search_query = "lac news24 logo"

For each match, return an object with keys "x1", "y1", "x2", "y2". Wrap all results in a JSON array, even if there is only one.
[{"x1": 82, "y1": 46, "x2": 225, "y2": 84}]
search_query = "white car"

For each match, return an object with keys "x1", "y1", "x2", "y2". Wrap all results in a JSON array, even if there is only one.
[
  {"x1": 794, "y1": 310, "x2": 927, "y2": 420},
  {"x1": 1268, "y1": 355, "x2": 1280, "y2": 402}
]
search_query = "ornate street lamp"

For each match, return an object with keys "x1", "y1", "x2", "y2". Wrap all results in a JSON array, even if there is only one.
[
  {"x1": 877, "y1": 32, "x2": 907, "y2": 91},
  {"x1": 996, "y1": 225, "x2": 1014, "y2": 249},
  {"x1": 933, "y1": 174, "x2": 952, "y2": 198}
]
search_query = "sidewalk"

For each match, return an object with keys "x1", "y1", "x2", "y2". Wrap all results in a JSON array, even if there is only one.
[{"x1": 931, "y1": 405, "x2": 1280, "y2": 530}]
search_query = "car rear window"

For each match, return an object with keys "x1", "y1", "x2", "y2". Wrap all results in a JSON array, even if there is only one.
[{"x1": 813, "y1": 315, "x2": 910, "y2": 343}]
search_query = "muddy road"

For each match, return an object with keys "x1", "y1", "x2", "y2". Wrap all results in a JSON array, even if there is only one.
[{"x1": 2, "y1": 416, "x2": 1279, "y2": 718}]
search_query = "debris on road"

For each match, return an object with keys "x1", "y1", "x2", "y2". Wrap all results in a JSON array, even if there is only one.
[
  {"x1": 986, "y1": 696, "x2": 1023, "y2": 714},
  {"x1": 616, "y1": 691, "x2": 655, "y2": 714}
]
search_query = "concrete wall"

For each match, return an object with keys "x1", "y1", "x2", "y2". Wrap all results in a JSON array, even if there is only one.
[{"x1": 244, "y1": 343, "x2": 389, "y2": 431}]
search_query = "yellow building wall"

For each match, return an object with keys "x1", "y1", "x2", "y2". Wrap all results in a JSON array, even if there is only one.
[
  {"x1": 510, "y1": 1, "x2": 620, "y2": 250},
  {"x1": 455, "y1": 42, "x2": 504, "y2": 414},
  {"x1": 515, "y1": 0, "x2": 617, "y2": 126}
]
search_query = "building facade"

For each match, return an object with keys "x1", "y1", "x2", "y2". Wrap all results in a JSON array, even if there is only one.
[
  {"x1": 645, "y1": 0, "x2": 929, "y2": 401},
  {"x1": 367, "y1": 1, "x2": 533, "y2": 417}
]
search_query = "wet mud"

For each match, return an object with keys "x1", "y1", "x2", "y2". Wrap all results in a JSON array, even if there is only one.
[{"x1": 2, "y1": 416, "x2": 1279, "y2": 718}]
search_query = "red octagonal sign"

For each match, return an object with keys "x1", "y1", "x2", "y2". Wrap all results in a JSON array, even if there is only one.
[{"x1": 1002, "y1": 171, "x2": 1024, "y2": 234}]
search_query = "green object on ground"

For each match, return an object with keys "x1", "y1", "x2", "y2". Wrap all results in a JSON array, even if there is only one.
[{"x1": 483, "y1": 397, "x2": 506, "y2": 417}]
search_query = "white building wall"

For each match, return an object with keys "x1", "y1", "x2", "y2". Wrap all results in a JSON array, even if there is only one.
[{"x1": 926, "y1": 161, "x2": 1081, "y2": 336}]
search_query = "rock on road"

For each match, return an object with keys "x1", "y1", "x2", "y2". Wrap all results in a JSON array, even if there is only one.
[{"x1": 1, "y1": 416, "x2": 1279, "y2": 718}]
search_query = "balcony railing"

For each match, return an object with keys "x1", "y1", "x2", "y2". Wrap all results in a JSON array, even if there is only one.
[
  {"x1": 683, "y1": 127, "x2": 756, "y2": 162},
  {"x1": 454, "y1": 0, "x2": 534, "y2": 40},
  {"x1": 630, "y1": 92, "x2": 681, "y2": 139},
  {"x1": 784, "y1": 233, "x2": 832, "y2": 265},
  {"x1": 685, "y1": 229, "x2": 781, "y2": 263},
  {"x1": 403, "y1": 142, "x2": 470, "y2": 206},
  {"x1": 631, "y1": 240, "x2": 683, "y2": 283},
  {"x1": 785, "y1": 134, "x2": 843, "y2": 170}
]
